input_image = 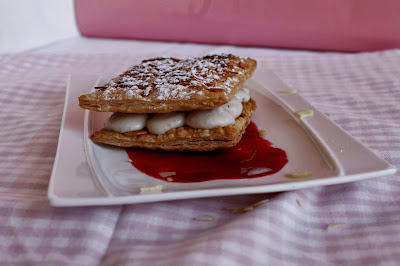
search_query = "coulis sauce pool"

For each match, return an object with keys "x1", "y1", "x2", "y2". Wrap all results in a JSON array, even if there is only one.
[{"x1": 126, "y1": 122, "x2": 288, "y2": 183}]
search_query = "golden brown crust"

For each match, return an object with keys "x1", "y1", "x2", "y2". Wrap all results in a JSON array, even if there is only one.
[
  {"x1": 91, "y1": 98, "x2": 257, "y2": 151},
  {"x1": 79, "y1": 54, "x2": 257, "y2": 113}
]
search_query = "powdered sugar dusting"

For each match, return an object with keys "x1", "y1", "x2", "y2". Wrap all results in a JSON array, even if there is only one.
[{"x1": 97, "y1": 54, "x2": 248, "y2": 101}]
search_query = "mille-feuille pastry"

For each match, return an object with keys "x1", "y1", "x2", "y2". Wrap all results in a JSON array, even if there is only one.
[{"x1": 78, "y1": 54, "x2": 257, "y2": 151}]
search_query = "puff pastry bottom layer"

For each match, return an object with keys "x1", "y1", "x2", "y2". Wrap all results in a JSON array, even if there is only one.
[{"x1": 91, "y1": 98, "x2": 257, "y2": 151}]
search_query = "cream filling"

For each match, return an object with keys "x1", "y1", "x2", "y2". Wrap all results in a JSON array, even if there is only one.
[
  {"x1": 146, "y1": 112, "x2": 185, "y2": 135},
  {"x1": 105, "y1": 113, "x2": 148, "y2": 133},
  {"x1": 105, "y1": 87, "x2": 250, "y2": 135}
]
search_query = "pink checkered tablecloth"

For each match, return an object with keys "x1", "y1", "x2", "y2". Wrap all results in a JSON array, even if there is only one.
[{"x1": 0, "y1": 39, "x2": 399, "y2": 265}]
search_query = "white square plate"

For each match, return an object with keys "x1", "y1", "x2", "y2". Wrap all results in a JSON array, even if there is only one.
[{"x1": 48, "y1": 71, "x2": 396, "y2": 206}]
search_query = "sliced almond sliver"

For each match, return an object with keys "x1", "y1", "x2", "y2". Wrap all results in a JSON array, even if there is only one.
[
  {"x1": 251, "y1": 199, "x2": 270, "y2": 208},
  {"x1": 296, "y1": 199, "x2": 306, "y2": 209},
  {"x1": 139, "y1": 184, "x2": 163, "y2": 194},
  {"x1": 285, "y1": 172, "x2": 312, "y2": 178},
  {"x1": 295, "y1": 109, "x2": 314, "y2": 119},
  {"x1": 279, "y1": 89, "x2": 297, "y2": 94},
  {"x1": 159, "y1": 171, "x2": 176, "y2": 178},
  {"x1": 326, "y1": 222, "x2": 348, "y2": 230},
  {"x1": 258, "y1": 130, "x2": 267, "y2": 138},
  {"x1": 224, "y1": 199, "x2": 270, "y2": 213}
]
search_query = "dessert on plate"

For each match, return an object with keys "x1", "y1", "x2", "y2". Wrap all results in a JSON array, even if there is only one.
[{"x1": 78, "y1": 54, "x2": 257, "y2": 151}]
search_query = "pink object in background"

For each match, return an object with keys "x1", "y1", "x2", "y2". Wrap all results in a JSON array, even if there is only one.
[{"x1": 75, "y1": 0, "x2": 400, "y2": 52}]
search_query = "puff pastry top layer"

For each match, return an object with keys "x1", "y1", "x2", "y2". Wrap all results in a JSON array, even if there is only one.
[{"x1": 78, "y1": 54, "x2": 257, "y2": 113}]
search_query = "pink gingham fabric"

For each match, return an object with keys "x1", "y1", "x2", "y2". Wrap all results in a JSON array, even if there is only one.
[{"x1": 1, "y1": 39, "x2": 400, "y2": 265}]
